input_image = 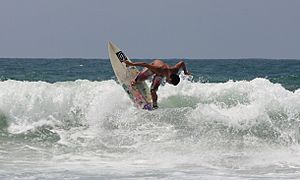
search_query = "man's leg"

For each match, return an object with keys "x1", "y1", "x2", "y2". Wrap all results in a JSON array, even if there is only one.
[
  {"x1": 150, "y1": 75, "x2": 163, "y2": 108},
  {"x1": 151, "y1": 90, "x2": 158, "y2": 108},
  {"x1": 132, "y1": 68, "x2": 152, "y2": 86}
]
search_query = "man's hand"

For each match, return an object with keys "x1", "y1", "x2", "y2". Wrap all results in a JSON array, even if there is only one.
[{"x1": 124, "y1": 60, "x2": 134, "y2": 67}]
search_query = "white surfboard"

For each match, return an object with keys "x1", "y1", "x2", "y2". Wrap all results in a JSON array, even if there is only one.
[{"x1": 108, "y1": 42, "x2": 153, "y2": 110}]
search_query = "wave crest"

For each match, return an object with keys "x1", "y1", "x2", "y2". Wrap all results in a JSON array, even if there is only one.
[{"x1": 0, "y1": 78, "x2": 299, "y2": 149}]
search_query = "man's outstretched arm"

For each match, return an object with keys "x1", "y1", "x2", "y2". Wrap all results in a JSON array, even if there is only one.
[
  {"x1": 124, "y1": 61, "x2": 148, "y2": 67},
  {"x1": 171, "y1": 60, "x2": 191, "y2": 75},
  {"x1": 124, "y1": 61, "x2": 158, "y2": 72}
]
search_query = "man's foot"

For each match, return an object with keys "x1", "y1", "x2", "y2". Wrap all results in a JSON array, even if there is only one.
[{"x1": 153, "y1": 102, "x2": 158, "y2": 109}]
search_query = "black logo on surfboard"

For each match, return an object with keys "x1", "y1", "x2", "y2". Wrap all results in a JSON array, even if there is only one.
[{"x1": 116, "y1": 51, "x2": 128, "y2": 62}]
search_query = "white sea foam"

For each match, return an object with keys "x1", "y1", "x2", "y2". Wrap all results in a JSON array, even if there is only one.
[
  {"x1": 0, "y1": 78, "x2": 300, "y2": 179},
  {"x1": 0, "y1": 78, "x2": 299, "y2": 143}
]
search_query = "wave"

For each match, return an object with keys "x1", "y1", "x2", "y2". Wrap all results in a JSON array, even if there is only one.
[{"x1": 0, "y1": 78, "x2": 299, "y2": 151}]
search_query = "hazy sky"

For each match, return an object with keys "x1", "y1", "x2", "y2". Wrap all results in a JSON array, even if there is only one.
[{"x1": 0, "y1": 0, "x2": 300, "y2": 59}]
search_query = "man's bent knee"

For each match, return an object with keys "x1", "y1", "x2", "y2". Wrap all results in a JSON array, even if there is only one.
[{"x1": 151, "y1": 89, "x2": 158, "y2": 94}]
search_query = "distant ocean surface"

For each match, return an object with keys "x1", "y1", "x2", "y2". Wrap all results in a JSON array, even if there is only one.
[{"x1": 0, "y1": 58, "x2": 300, "y2": 179}]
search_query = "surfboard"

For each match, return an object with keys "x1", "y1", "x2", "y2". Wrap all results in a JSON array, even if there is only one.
[{"x1": 108, "y1": 42, "x2": 153, "y2": 110}]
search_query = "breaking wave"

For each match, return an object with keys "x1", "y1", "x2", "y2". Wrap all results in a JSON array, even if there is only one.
[{"x1": 0, "y1": 78, "x2": 300, "y2": 168}]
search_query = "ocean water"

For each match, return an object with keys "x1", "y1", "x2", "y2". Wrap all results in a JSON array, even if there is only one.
[{"x1": 0, "y1": 58, "x2": 300, "y2": 179}]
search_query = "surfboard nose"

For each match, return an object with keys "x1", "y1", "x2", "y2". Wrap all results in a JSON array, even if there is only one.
[
  {"x1": 108, "y1": 41, "x2": 113, "y2": 48},
  {"x1": 108, "y1": 41, "x2": 121, "y2": 52}
]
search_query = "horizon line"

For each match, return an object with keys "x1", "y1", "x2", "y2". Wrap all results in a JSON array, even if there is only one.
[{"x1": 0, "y1": 57, "x2": 300, "y2": 60}]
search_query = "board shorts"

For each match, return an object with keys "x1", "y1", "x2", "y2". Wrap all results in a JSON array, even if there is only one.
[{"x1": 134, "y1": 68, "x2": 163, "y2": 91}]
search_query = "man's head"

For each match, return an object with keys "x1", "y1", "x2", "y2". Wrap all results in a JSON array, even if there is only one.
[{"x1": 169, "y1": 74, "x2": 180, "y2": 86}]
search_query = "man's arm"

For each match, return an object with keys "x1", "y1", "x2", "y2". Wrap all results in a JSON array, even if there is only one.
[
  {"x1": 124, "y1": 61, "x2": 158, "y2": 72},
  {"x1": 170, "y1": 60, "x2": 190, "y2": 75},
  {"x1": 124, "y1": 61, "x2": 148, "y2": 68}
]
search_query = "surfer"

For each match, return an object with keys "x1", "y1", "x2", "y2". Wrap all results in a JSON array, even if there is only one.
[{"x1": 124, "y1": 59, "x2": 190, "y2": 109}]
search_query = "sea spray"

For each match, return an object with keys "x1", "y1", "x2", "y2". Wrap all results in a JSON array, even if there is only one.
[
  {"x1": 0, "y1": 77, "x2": 300, "y2": 179},
  {"x1": 0, "y1": 78, "x2": 299, "y2": 144}
]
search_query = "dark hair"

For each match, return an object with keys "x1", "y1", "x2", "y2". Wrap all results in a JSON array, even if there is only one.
[{"x1": 170, "y1": 74, "x2": 180, "y2": 86}]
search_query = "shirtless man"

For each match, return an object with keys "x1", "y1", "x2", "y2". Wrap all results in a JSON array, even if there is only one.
[{"x1": 124, "y1": 59, "x2": 190, "y2": 109}]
